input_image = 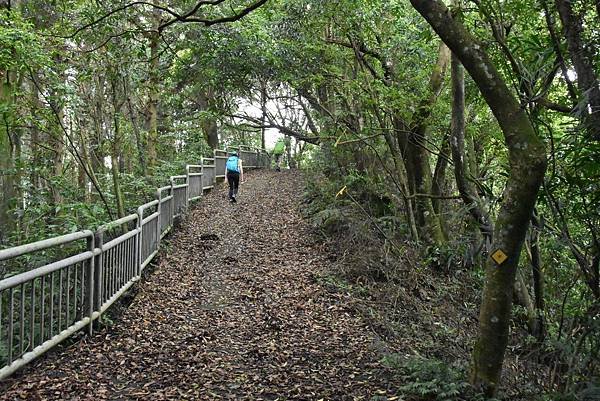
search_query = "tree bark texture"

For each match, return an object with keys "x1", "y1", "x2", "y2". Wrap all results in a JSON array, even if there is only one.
[{"x1": 409, "y1": 0, "x2": 547, "y2": 396}]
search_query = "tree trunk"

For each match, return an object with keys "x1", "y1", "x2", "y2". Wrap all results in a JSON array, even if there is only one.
[
  {"x1": 29, "y1": 77, "x2": 42, "y2": 191},
  {"x1": 0, "y1": 72, "x2": 16, "y2": 243},
  {"x1": 146, "y1": 9, "x2": 161, "y2": 167},
  {"x1": 530, "y1": 211, "x2": 545, "y2": 341},
  {"x1": 198, "y1": 89, "x2": 219, "y2": 149},
  {"x1": 513, "y1": 269, "x2": 538, "y2": 335},
  {"x1": 383, "y1": 130, "x2": 420, "y2": 242},
  {"x1": 78, "y1": 121, "x2": 103, "y2": 205},
  {"x1": 406, "y1": 43, "x2": 450, "y2": 245},
  {"x1": 555, "y1": 0, "x2": 600, "y2": 140},
  {"x1": 111, "y1": 113, "x2": 125, "y2": 219},
  {"x1": 51, "y1": 105, "x2": 65, "y2": 206},
  {"x1": 450, "y1": 54, "x2": 493, "y2": 240},
  {"x1": 92, "y1": 75, "x2": 105, "y2": 174},
  {"x1": 409, "y1": 0, "x2": 547, "y2": 396},
  {"x1": 126, "y1": 95, "x2": 147, "y2": 177},
  {"x1": 260, "y1": 80, "x2": 267, "y2": 149},
  {"x1": 0, "y1": 4, "x2": 22, "y2": 242},
  {"x1": 431, "y1": 133, "x2": 450, "y2": 216}
]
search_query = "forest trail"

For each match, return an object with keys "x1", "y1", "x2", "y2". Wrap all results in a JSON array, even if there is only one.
[{"x1": 0, "y1": 170, "x2": 400, "y2": 400}]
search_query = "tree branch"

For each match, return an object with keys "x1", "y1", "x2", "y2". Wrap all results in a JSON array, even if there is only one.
[{"x1": 68, "y1": 0, "x2": 267, "y2": 38}]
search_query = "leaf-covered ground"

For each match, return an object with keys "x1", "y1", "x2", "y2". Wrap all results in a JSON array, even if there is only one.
[{"x1": 1, "y1": 170, "x2": 402, "y2": 400}]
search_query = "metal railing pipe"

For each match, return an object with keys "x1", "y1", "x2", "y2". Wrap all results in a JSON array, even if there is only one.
[
  {"x1": 0, "y1": 252, "x2": 94, "y2": 291},
  {"x1": 0, "y1": 231, "x2": 94, "y2": 261}
]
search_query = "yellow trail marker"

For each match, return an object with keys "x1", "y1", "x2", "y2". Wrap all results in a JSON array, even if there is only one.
[
  {"x1": 491, "y1": 249, "x2": 508, "y2": 265},
  {"x1": 335, "y1": 185, "x2": 347, "y2": 198}
]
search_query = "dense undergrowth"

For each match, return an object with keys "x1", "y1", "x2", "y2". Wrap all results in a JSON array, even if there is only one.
[{"x1": 301, "y1": 167, "x2": 599, "y2": 401}]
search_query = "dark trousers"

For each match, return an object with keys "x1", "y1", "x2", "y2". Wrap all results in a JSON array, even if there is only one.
[{"x1": 227, "y1": 171, "x2": 240, "y2": 199}]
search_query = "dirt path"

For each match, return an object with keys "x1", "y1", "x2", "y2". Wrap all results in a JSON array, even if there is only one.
[{"x1": 0, "y1": 170, "x2": 399, "y2": 400}]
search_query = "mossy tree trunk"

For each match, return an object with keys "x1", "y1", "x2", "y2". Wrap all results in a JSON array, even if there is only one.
[
  {"x1": 409, "y1": 0, "x2": 548, "y2": 396},
  {"x1": 405, "y1": 43, "x2": 450, "y2": 245}
]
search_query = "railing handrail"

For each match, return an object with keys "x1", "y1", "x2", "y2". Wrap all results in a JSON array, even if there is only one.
[
  {"x1": 0, "y1": 230, "x2": 93, "y2": 261},
  {"x1": 138, "y1": 200, "x2": 159, "y2": 216},
  {"x1": 0, "y1": 251, "x2": 95, "y2": 291}
]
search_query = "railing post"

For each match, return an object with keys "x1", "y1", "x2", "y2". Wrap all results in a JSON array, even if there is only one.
[
  {"x1": 86, "y1": 235, "x2": 95, "y2": 336},
  {"x1": 93, "y1": 230, "x2": 104, "y2": 329},
  {"x1": 185, "y1": 165, "x2": 191, "y2": 203},
  {"x1": 214, "y1": 153, "x2": 218, "y2": 186},
  {"x1": 169, "y1": 177, "x2": 175, "y2": 220},
  {"x1": 213, "y1": 149, "x2": 218, "y2": 183},
  {"x1": 184, "y1": 172, "x2": 189, "y2": 212},
  {"x1": 200, "y1": 157, "x2": 204, "y2": 194},
  {"x1": 156, "y1": 188, "x2": 162, "y2": 247},
  {"x1": 136, "y1": 208, "x2": 143, "y2": 278}
]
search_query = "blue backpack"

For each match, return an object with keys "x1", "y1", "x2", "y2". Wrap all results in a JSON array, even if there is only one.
[{"x1": 226, "y1": 156, "x2": 240, "y2": 173}]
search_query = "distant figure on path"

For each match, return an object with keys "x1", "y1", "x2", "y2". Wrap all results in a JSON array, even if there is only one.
[
  {"x1": 224, "y1": 151, "x2": 244, "y2": 203},
  {"x1": 273, "y1": 138, "x2": 285, "y2": 171}
]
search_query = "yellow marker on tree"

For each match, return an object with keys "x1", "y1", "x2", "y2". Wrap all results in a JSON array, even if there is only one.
[{"x1": 491, "y1": 249, "x2": 508, "y2": 265}]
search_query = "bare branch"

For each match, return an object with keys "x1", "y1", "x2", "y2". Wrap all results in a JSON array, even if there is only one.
[
  {"x1": 159, "y1": 0, "x2": 268, "y2": 30},
  {"x1": 229, "y1": 113, "x2": 321, "y2": 144},
  {"x1": 68, "y1": 0, "x2": 267, "y2": 38}
]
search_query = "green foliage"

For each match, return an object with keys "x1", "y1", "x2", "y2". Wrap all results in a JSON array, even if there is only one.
[
  {"x1": 0, "y1": 11, "x2": 47, "y2": 71},
  {"x1": 382, "y1": 355, "x2": 491, "y2": 401},
  {"x1": 425, "y1": 244, "x2": 462, "y2": 273}
]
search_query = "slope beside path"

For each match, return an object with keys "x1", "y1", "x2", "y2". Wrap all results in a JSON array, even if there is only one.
[{"x1": 0, "y1": 170, "x2": 400, "y2": 400}]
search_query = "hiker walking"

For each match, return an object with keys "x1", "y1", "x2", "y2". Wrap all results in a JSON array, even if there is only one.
[
  {"x1": 224, "y1": 151, "x2": 244, "y2": 203},
  {"x1": 273, "y1": 138, "x2": 285, "y2": 171}
]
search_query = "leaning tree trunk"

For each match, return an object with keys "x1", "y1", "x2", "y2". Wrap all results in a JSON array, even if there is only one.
[{"x1": 409, "y1": 0, "x2": 548, "y2": 396}]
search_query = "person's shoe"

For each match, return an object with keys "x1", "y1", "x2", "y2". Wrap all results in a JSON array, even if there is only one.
[{"x1": 229, "y1": 198, "x2": 234, "y2": 203}]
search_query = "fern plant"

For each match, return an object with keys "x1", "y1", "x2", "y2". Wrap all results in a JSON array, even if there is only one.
[{"x1": 382, "y1": 355, "x2": 493, "y2": 401}]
